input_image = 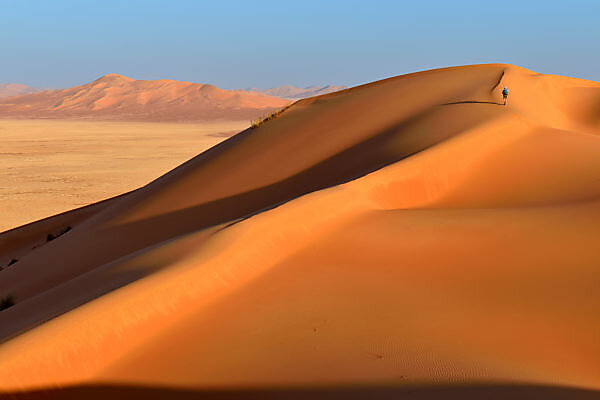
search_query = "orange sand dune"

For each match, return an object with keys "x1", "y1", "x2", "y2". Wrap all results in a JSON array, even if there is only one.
[
  {"x1": 0, "y1": 74, "x2": 289, "y2": 122},
  {"x1": 1, "y1": 64, "x2": 600, "y2": 399}
]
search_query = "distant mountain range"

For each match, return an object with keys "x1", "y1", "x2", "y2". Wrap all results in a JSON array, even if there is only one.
[
  {"x1": 249, "y1": 84, "x2": 347, "y2": 99},
  {"x1": 0, "y1": 75, "x2": 290, "y2": 122},
  {"x1": 0, "y1": 78, "x2": 346, "y2": 121},
  {"x1": 0, "y1": 83, "x2": 40, "y2": 98}
]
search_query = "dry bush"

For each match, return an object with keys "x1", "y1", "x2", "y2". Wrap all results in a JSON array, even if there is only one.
[
  {"x1": 250, "y1": 104, "x2": 293, "y2": 128},
  {"x1": 0, "y1": 294, "x2": 15, "y2": 311}
]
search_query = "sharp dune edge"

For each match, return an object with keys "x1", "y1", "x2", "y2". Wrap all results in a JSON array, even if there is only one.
[{"x1": 1, "y1": 64, "x2": 600, "y2": 399}]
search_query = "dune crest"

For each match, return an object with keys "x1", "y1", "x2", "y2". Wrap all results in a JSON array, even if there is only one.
[{"x1": 1, "y1": 64, "x2": 600, "y2": 397}]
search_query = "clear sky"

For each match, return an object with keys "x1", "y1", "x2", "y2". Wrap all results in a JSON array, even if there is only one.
[{"x1": 1, "y1": 0, "x2": 599, "y2": 89}]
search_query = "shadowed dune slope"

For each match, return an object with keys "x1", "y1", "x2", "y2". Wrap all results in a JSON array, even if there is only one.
[
  {"x1": 0, "y1": 74, "x2": 289, "y2": 121},
  {"x1": 1, "y1": 384, "x2": 600, "y2": 400},
  {"x1": 1, "y1": 64, "x2": 600, "y2": 398}
]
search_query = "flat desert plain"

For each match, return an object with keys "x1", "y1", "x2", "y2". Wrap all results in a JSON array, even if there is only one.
[{"x1": 0, "y1": 119, "x2": 247, "y2": 232}]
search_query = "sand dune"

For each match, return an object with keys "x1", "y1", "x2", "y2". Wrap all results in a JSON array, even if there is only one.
[
  {"x1": 0, "y1": 75, "x2": 289, "y2": 122},
  {"x1": 1, "y1": 64, "x2": 600, "y2": 398}
]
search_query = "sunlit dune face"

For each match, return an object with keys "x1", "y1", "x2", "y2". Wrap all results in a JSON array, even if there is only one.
[{"x1": 1, "y1": 64, "x2": 600, "y2": 396}]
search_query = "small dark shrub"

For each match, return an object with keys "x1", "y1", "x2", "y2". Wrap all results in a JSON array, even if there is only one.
[
  {"x1": 250, "y1": 104, "x2": 293, "y2": 129},
  {"x1": 46, "y1": 226, "x2": 72, "y2": 242},
  {"x1": 0, "y1": 295, "x2": 15, "y2": 311}
]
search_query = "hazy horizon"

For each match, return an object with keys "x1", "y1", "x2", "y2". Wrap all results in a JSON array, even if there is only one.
[{"x1": 2, "y1": 0, "x2": 600, "y2": 89}]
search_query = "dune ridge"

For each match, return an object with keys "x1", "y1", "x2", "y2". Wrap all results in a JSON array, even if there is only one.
[
  {"x1": 0, "y1": 75, "x2": 290, "y2": 122},
  {"x1": 1, "y1": 64, "x2": 600, "y2": 397}
]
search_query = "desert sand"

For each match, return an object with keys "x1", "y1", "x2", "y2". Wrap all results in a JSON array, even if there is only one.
[
  {"x1": 1, "y1": 64, "x2": 600, "y2": 399},
  {"x1": 0, "y1": 74, "x2": 289, "y2": 121},
  {"x1": 0, "y1": 119, "x2": 249, "y2": 232}
]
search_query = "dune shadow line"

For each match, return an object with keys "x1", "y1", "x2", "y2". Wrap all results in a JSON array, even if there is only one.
[
  {"x1": 0, "y1": 105, "x2": 457, "y2": 343},
  {"x1": 491, "y1": 69, "x2": 506, "y2": 92},
  {"x1": 1, "y1": 383, "x2": 600, "y2": 400},
  {"x1": 442, "y1": 100, "x2": 502, "y2": 106}
]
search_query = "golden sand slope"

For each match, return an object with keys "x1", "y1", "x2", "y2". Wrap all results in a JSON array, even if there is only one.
[
  {"x1": 1, "y1": 64, "x2": 600, "y2": 399},
  {"x1": 0, "y1": 119, "x2": 248, "y2": 232},
  {"x1": 0, "y1": 74, "x2": 290, "y2": 121}
]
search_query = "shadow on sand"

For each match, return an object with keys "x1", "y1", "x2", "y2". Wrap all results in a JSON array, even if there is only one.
[
  {"x1": 442, "y1": 100, "x2": 503, "y2": 106},
  {"x1": 1, "y1": 384, "x2": 599, "y2": 400}
]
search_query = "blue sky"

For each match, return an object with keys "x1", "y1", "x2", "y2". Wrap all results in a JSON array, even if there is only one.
[{"x1": 1, "y1": 0, "x2": 599, "y2": 89}]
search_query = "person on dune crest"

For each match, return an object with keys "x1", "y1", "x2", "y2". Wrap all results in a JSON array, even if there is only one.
[{"x1": 502, "y1": 86, "x2": 509, "y2": 105}]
